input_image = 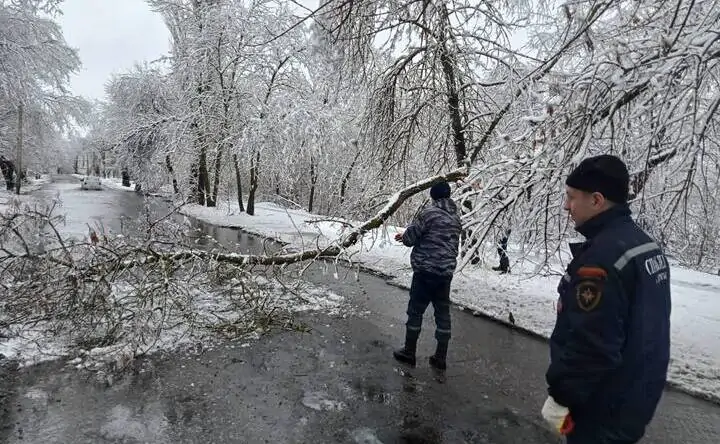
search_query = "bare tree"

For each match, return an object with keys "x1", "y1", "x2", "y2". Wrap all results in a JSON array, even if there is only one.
[
  {"x1": 318, "y1": 0, "x2": 720, "y2": 270},
  {"x1": 0, "y1": 0, "x2": 86, "y2": 192}
]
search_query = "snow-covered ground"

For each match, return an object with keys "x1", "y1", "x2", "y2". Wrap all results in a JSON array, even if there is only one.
[
  {"x1": 88, "y1": 175, "x2": 173, "y2": 197},
  {"x1": 70, "y1": 174, "x2": 136, "y2": 193},
  {"x1": 0, "y1": 175, "x2": 52, "y2": 212},
  {"x1": 180, "y1": 200, "x2": 720, "y2": 403}
]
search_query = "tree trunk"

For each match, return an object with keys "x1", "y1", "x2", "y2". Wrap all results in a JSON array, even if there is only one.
[
  {"x1": 340, "y1": 147, "x2": 361, "y2": 204},
  {"x1": 190, "y1": 0, "x2": 213, "y2": 207},
  {"x1": 438, "y1": 3, "x2": 467, "y2": 167},
  {"x1": 165, "y1": 155, "x2": 180, "y2": 194},
  {"x1": 629, "y1": 127, "x2": 672, "y2": 200},
  {"x1": 247, "y1": 150, "x2": 260, "y2": 216},
  {"x1": 73, "y1": 156, "x2": 79, "y2": 174},
  {"x1": 210, "y1": 145, "x2": 223, "y2": 207},
  {"x1": 308, "y1": 155, "x2": 318, "y2": 213},
  {"x1": 233, "y1": 153, "x2": 244, "y2": 212},
  {"x1": 14, "y1": 104, "x2": 23, "y2": 195},
  {"x1": 197, "y1": 147, "x2": 212, "y2": 206},
  {"x1": 190, "y1": 162, "x2": 199, "y2": 201}
]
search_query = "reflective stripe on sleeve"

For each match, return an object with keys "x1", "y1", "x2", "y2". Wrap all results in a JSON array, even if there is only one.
[{"x1": 613, "y1": 242, "x2": 659, "y2": 271}]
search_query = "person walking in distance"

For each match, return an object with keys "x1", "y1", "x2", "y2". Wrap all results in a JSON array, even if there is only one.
[
  {"x1": 492, "y1": 226, "x2": 511, "y2": 273},
  {"x1": 393, "y1": 181, "x2": 462, "y2": 371},
  {"x1": 542, "y1": 154, "x2": 671, "y2": 443}
]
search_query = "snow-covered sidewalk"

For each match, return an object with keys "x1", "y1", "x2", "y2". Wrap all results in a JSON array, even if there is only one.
[{"x1": 180, "y1": 200, "x2": 720, "y2": 403}]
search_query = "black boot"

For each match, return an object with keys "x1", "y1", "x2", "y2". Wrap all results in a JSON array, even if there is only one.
[
  {"x1": 393, "y1": 348, "x2": 416, "y2": 367},
  {"x1": 429, "y1": 340, "x2": 448, "y2": 371},
  {"x1": 393, "y1": 328, "x2": 419, "y2": 367}
]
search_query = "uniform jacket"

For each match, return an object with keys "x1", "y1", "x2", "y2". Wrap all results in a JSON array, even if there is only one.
[
  {"x1": 547, "y1": 204, "x2": 671, "y2": 438},
  {"x1": 401, "y1": 198, "x2": 462, "y2": 277}
]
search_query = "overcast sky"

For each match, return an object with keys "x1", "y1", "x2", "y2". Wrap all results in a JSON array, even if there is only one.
[
  {"x1": 57, "y1": 0, "x2": 319, "y2": 102},
  {"x1": 58, "y1": 0, "x2": 171, "y2": 101}
]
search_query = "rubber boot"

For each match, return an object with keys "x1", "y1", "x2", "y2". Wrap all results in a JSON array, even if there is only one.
[
  {"x1": 429, "y1": 340, "x2": 448, "y2": 371},
  {"x1": 393, "y1": 328, "x2": 419, "y2": 367}
]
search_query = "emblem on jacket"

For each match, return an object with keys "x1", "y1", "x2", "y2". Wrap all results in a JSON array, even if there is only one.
[{"x1": 576, "y1": 280, "x2": 602, "y2": 311}]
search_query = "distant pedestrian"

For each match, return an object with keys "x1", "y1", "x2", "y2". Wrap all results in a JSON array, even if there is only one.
[
  {"x1": 393, "y1": 181, "x2": 462, "y2": 371},
  {"x1": 492, "y1": 226, "x2": 511, "y2": 273},
  {"x1": 542, "y1": 154, "x2": 671, "y2": 443}
]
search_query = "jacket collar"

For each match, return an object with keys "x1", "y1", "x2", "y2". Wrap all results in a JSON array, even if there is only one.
[
  {"x1": 432, "y1": 197, "x2": 458, "y2": 215},
  {"x1": 576, "y1": 204, "x2": 632, "y2": 239}
]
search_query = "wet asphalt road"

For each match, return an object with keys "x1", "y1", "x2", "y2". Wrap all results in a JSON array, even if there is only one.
[{"x1": 1, "y1": 176, "x2": 719, "y2": 443}]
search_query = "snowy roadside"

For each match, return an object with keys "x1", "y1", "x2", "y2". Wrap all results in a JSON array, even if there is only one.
[
  {"x1": 96, "y1": 176, "x2": 172, "y2": 197},
  {"x1": 70, "y1": 174, "x2": 137, "y2": 193},
  {"x1": 0, "y1": 175, "x2": 52, "y2": 212},
  {"x1": 180, "y1": 200, "x2": 720, "y2": 404}
]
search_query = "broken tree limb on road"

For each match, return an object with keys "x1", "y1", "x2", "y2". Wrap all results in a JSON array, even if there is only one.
[
  {"x1": 120, "y1": 165, "x2": 470, "y2": 268},
  {"x1": 0, "y1": 166, "x2": 467, "y2": 368},
  {"x1": 2, "y1": 165, "x2": 469, "y2": 285}
]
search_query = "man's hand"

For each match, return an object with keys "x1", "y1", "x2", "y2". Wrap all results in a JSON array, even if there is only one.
[
  {"x1": 394, "y1": 231, "x2": 404, "y2": 242},
  {"x1": 541, "y1": 396, "x2": 574, "y2": 436}
]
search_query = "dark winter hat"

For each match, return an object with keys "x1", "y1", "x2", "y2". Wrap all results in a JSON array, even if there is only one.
[
  {"x1": 430, "y1": 181, "x2": 451, "y2": 200},
  {"x1": 565, "y1": 154, "x2": 630, "y2": 203}
]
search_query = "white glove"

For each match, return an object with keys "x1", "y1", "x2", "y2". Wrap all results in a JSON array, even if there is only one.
[{"x1": 541, "y1": 396, "x2": 575, "y2": 436}]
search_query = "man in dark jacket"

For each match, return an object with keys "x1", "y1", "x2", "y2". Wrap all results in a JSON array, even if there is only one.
[
  {"x1": 492, "y1": 226, "x2": 511, "y2": 273},
  {"x1": 393, "y1": 181, "x2": 462, "y2": 371},
  {"x1": 542, "y1": 155, "x2": 671, "y2": 444}
]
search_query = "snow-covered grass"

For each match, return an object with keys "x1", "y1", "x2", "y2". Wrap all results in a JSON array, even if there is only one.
[
  {"x1": 88, "y1": 175, "x2": 174, "y2": 197},
  {"x1": 181, "y1": 199, "x2": 720, "y2": 403},
  {"x1": 102, "y1": 178, "x2": 136, "y2": 192},
  {"x1": 70, "y1": 174, "x2": 137, "y2": 193},
  {"x1": 0, "y1": 174, "x2": 51, "y2": 212}
]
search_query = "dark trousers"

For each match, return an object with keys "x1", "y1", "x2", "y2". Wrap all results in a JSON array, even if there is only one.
[
  {"x1": 566, "y1": 425, "x2": 641, "y2": 444},
  {"x1": 406, "y1": 271, "x2": 452, "y2": 343},
  {"x1": 497, "y1": 235, "x2": 509, "y2": 270},
  {"x1": 567, "y1": 435, "x2": 638, "y2": 444}
]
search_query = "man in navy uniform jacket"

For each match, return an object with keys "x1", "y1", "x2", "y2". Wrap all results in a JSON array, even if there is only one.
[{"x1": 542, "y1": 155, "x2": 671, "y2": 444}]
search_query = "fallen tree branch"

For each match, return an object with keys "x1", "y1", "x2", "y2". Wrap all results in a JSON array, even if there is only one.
[{"x1": 118, "y1": 166, "x2": 470, "y2": 268}]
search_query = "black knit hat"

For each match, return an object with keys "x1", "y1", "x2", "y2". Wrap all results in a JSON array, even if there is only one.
[
  {"x1": 430, "y1": 181, "x2": 451, "y2": 200},
  {"x1": 565, "y1": 154, "x2": 630, "y2": 203}
]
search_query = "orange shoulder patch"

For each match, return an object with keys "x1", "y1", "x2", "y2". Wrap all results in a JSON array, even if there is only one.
[{"x1": 577, "y1": 266, "x2": 607, "y2": 279}]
